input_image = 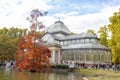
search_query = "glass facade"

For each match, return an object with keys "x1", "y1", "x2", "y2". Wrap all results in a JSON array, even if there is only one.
[{"x1": 42, "y1": 21, "x2": 111, "y2": 66}]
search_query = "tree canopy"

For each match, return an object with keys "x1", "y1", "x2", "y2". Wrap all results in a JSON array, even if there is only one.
[
  {"x1": 0, "y1": 27, "x2": 27, "y2": 60},
  {"x1": 108, "y1": 9, "x2": 120, "y2": 64},
  {"x1": 86, "y1": 29, "x2": 96, "y2": 35},
  {"x1": 98, "y1": 25, "x2": 108, "y2": 47}
]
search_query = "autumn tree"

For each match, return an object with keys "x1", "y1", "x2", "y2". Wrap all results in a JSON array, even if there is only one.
[{"x1": 14, "y1": 9, "x2": 51, "y2": 71}]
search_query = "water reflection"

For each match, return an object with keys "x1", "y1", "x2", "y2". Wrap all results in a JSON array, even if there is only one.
[
  {"x1": 13, "y1": 72, "x2": 49, "y2": 80},
  {"x1": 1, "y1": 69, "x2": 82, "y2": 80}
]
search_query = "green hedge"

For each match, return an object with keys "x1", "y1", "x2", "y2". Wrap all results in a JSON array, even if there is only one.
[{"x1": 51, "y1": 64, "x2": 69, "y2": 69}]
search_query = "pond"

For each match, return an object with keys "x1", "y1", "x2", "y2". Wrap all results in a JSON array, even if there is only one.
[{"x1": 0, "y1": 69, "x2": 83, "y2": 80}]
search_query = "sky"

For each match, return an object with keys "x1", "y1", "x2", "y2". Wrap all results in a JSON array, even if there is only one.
[{"x1": 0, "y1": 0, "x2": 120, "y2": 33}]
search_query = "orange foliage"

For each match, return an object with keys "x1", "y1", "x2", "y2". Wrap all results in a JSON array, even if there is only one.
[{"x1": 14, "y1": 30, "x2": 51, "y2": 72}]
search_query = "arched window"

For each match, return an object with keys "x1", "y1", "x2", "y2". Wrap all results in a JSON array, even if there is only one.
[
  {"x1": 85, "y1": 39, "x2": 90, "y2": 43},
  {"x1": 80, "y1": 53, "x2": 84, "y2": 61},
  {"x1": 55, "y1": 51, "x2": 58, "y2": 61},
  {"x1": 86, "y1": 54, "x2": 92, "y2": 61},
  {"x1": 91, "y1": 39, "x2": 96, "y2": 43},
  {"x1": 81, "y1": 39, "x2": 84, "y2": 43},
  {"x1": 93, "y1": 55, "x2": 98, "y2": 61}
]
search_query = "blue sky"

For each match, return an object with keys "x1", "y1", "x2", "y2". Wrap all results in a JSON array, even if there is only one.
[
  {"x1": 47, "y1": 0, "x2": 120, "y2": 15},
  {"x1": 0, "y1": 0, "x2": 120, "y2": 33}
]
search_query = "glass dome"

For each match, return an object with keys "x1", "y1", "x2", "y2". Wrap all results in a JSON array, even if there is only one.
[{"x1": 47, "y1": 21, "x2": 70, "y2": 34}]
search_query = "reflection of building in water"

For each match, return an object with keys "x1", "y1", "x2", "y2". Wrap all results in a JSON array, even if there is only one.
[
  {"x1": 49, "y1": 72, "x2": 80, "y2": 80},
  {"x1": 41, "y1": 20, "x2": 111, "y2": 67}
]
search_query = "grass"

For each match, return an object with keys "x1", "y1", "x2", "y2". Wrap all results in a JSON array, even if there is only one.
[{"x1": 75, "y1": 68, "x2": 120, "y2": 80}]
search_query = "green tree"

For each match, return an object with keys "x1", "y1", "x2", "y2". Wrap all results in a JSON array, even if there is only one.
[
  {"x1": 70, "y1": 32, "x2": 76, "y2": 35},
  {"x1": 108, "y1": 9, "x2": 120, "y2": 64},
  {"x1": 0, "y1": 27, "x2": 28, "y2": 60},
  {"x1": 86, "y1": 29, "x2": 96, "y2": 35},
  {"x1": 98, "y1": 25, "x2": 108, "y2": 47}
]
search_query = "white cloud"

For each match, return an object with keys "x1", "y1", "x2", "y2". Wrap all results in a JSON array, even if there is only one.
[
  {"x1": 0, "y1": 0, "x2": 120, "y2": 34},
  {"x1": 52, "y1": 11, "x2": 79, "y2": 19},
  {"x1": 0, "y1": 0, "x2": 51, "y2": 29},
  {"x1": 62, "y1": 6, "x2": 120, "y2": 33}
]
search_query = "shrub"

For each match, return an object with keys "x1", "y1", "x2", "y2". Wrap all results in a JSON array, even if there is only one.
[{"x1": 51, "y1": 64, "x2": 69, "y2": 69}]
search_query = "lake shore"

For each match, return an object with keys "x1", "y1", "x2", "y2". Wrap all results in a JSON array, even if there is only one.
[{"x1": 75, "y1": 68, "x2": 120, "y2": 80}]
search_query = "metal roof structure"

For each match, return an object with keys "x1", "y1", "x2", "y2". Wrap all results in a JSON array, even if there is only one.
[
  {"x1": 47, "y1": 21, "x2": 70, "y2": 34},
  {"x1": 53, "y1": 33, "x2": 99, "y2": 40},
  {"x1": 62, "y1": 43, "x2": 109, "y2": 50},
  {"x1": 42, "y1": 21, "x2": 109, "y2": 51}
]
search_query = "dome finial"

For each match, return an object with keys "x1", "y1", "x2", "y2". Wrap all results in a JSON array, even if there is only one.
[
  {"x1": 58, "y1": 17, "x2": 60, "y2": 21},
  {"x1": 55, "y1": 16, "x2": 61, "y2": 21}
]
